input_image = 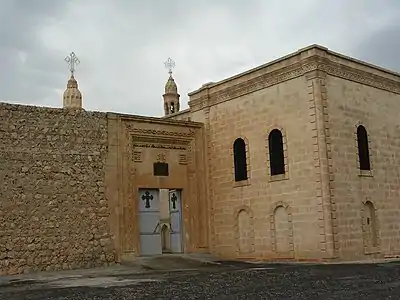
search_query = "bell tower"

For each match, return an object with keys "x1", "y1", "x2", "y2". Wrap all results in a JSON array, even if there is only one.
[
  {"x1": 163, "y1": 57, "x2": 180, "y2": 116},
  {"x1": 63, "y1": 52, "x2": 83, "y2": 109}
]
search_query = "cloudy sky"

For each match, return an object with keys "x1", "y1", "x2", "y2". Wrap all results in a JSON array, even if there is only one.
[{"x1": 0, "y1": 0, "x2": 399, "y2": 116}]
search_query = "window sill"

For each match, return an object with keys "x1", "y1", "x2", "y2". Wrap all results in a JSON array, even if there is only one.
[
  {"x1": 233, "y1": 179, "x2": 250, "y2": 188},
  {"x1": 269, "y1": 174, "x2": 288, "y2": 182},
  {"x1": 359, "y1": 170, "x2": 373, "y2": 177}
]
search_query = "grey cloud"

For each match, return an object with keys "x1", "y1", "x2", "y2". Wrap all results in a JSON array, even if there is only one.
[
  {"x1": 345, "y1": 0, "x2": 400, "y2": 72},
  {"x1": 354, "y1": 24, "x2": 400, "y2": 72},
  {"x1": 1, "y1": 0, "x2": 400, "y2": 115},
  {"x1": 0, "y1": 0, "x2": 69, "y2": 105}
]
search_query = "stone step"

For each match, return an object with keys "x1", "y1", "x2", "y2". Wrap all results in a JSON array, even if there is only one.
[{"x1": 120, "y1": 253, "x2": 221, "y2": 271}]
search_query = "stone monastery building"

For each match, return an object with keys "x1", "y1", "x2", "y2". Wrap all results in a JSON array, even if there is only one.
[{"x1": 2, "y1": 44, "x2": 400, "y2": 275}]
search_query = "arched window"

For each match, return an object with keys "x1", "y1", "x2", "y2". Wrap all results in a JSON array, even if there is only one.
[
  {"x1": 233, "y1": 138, "x2": 247, "y2": 181},
  {"x1": 268, "y1": 129, "x2": 285, "y2": 176},
  {"x1": 357, "y1": 125, "x2": 371, "y2": 171}
]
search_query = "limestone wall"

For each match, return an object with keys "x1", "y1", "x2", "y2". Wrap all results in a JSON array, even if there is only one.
[
  {"x1": 327, "y1": 76, "x2": 400, "y2": 260},
  {"x1": 0, "y1": 103, "x2": 115, "y2": 275},
  {"x1": 163, "y1": 108, "x2": 192, "y2": 121},
  {"x1": 192, "y1": 76, "x2": 325, "y2": 260}
]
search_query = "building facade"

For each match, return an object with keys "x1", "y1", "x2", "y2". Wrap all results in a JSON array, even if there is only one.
[{"x1": 1, "y1": 45, "x2": 400, "y2": 275}]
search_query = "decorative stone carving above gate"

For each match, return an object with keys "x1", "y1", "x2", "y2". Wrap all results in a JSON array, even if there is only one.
[
  {"x1": 156, "y1": 152, "x2": 167, "y2": 163},
  {"x1": 131, "y1": 135, "x2": 189, "y2": 150},
  {"x1": 133, "y1": 151, "x2": 142, "y2": 162},
  {"x1": 179, "y1": 153, "x2": 187, "y2": 165}
]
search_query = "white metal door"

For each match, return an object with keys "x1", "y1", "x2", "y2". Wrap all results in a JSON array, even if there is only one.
[
  {"x1": 138, "y1": 189, "x2": 162, "y2": 256},
  {"x1": 169, "y1": 190, "x2": 183, "y2": 253}
]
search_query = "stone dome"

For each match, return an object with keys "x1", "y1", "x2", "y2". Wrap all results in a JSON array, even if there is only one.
[
  {"x1": 63, "y1": 75, "x2": 82, "y2": 109},
  {"x1": 165, "y1": 75, "x2": 178, "y2": 94}
]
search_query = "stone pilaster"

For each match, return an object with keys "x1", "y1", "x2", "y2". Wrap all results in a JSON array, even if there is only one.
[{"x1": 305, "y1": 70, "x2": 337, "y2": 259}]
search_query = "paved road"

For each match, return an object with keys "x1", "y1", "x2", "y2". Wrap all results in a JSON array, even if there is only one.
[{"x1": 1, "y1": 262, "x2": 400, "y2": 299}]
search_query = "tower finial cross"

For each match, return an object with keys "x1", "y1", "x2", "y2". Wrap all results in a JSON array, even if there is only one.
[
  {"x1": 65, "y1": 52, "x2": 80, "y2": 75},
  {"x1": 164, "y1": 57, "x2": 175, "y2": 76}
]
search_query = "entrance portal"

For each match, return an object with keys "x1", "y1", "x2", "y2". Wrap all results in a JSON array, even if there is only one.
[
  {"x1": 161, "y1": 224, "x2": 171, "y2": 252},
  {"x1": 138, "y1": 189, "x2": 162, "y2": 256},
  {"x1": 138, "y1": 188, "x2": 183, "y2": 256}
]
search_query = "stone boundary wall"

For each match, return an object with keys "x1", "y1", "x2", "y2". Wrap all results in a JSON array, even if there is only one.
[{"x1": 0, "y1": 103, "x2": 115, "y2": 275}]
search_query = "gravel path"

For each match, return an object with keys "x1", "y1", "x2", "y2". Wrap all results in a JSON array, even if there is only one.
[{"x1": 1, "y1": 262, "x2": 400, "y2": 299}]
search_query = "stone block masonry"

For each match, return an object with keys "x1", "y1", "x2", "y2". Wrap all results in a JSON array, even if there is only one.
[{"x1": 0, "y1": 103, "x2": 116, "y2": 275}]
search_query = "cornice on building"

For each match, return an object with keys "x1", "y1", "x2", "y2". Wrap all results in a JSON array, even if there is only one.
[{"x1": 188, "y1": 44, "x2": 400, "y2": 112}]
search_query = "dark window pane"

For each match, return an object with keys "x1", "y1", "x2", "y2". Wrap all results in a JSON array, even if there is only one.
[
  {"x1": 233, "y1": 138, "x2": 248, "y2": 181},
  {"x1": 268, "y1": 129, "x2": 285, "y2": 176}
]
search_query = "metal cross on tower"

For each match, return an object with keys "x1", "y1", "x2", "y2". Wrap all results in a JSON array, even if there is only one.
[
  {"x1": 164, "y1": 57, "x2": 175, "y2": 76},
  {"x1": 142, "y1": 191, "x2": 154, "y2": 208},
  {"x1": 65, "y1": 52, "x2": 80, "y2": 75}
]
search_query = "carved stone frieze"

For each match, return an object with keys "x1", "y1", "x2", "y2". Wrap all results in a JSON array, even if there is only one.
[
  {"x1": 133, "y1": 143, "x2": 186, "y2": 150},
  {"x1": 189, "y1": 57, "x2": 400, "y2": 111},
  {"x1": 179, "y1": 153, "x2": 188, "y2": 165},
  {"x1": 156, "y1": 152, "x2": 167, "y2": 163},
  {"x1": 125, "y1": 124, "x2": 196, "y2": 138},
  {"x1": 131, "y1": 135, "x2": 190, "y2": 150},
  {"x1": 132, "y1": 135, "x2": 189, "y2": 146},
  {"x1": 124, "y1": 123, "x2": 196, "y2": 151},
  {"x1": 133, "y1": 151, "x2": 142, "y2": 162},
  {"x1": 318, "y1": 62, "x2": 400, "y2": 93},
  {"x1": 195, "y1": 61, "x2": 312, "y2": 109},
  {"x1": 186, "y1": 140, "x2": 195, "y2": 167}
]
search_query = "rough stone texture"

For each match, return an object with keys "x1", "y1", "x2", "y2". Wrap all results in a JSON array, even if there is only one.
[
  {"x1": 188, "y1": 76, "x2": 321, "y2": 260},
  {"x1": 2, "y1": 44, "x2": 400, "y2": 277},
  {"x1": 0, "y1": 103, "x2": 116, "y2": 275},
  {"x1": 167, "y1": 44, "x2": 400, "y2": 262},
  {"x1": 327, "y1": 74, "x2": 400, "y2": 260}
]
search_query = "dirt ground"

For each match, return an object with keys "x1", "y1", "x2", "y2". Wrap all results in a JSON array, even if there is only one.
[{"x1": 1, "y1": 260, "x2": 400, "y2": 299}]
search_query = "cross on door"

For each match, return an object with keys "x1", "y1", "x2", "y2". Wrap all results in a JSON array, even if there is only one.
[
  {"x1": 170, "y1": 193, "x2": 178, "y2": 210},
  {"x1": 141, "y1": 191, "x2": 154, "y2": 208}
]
